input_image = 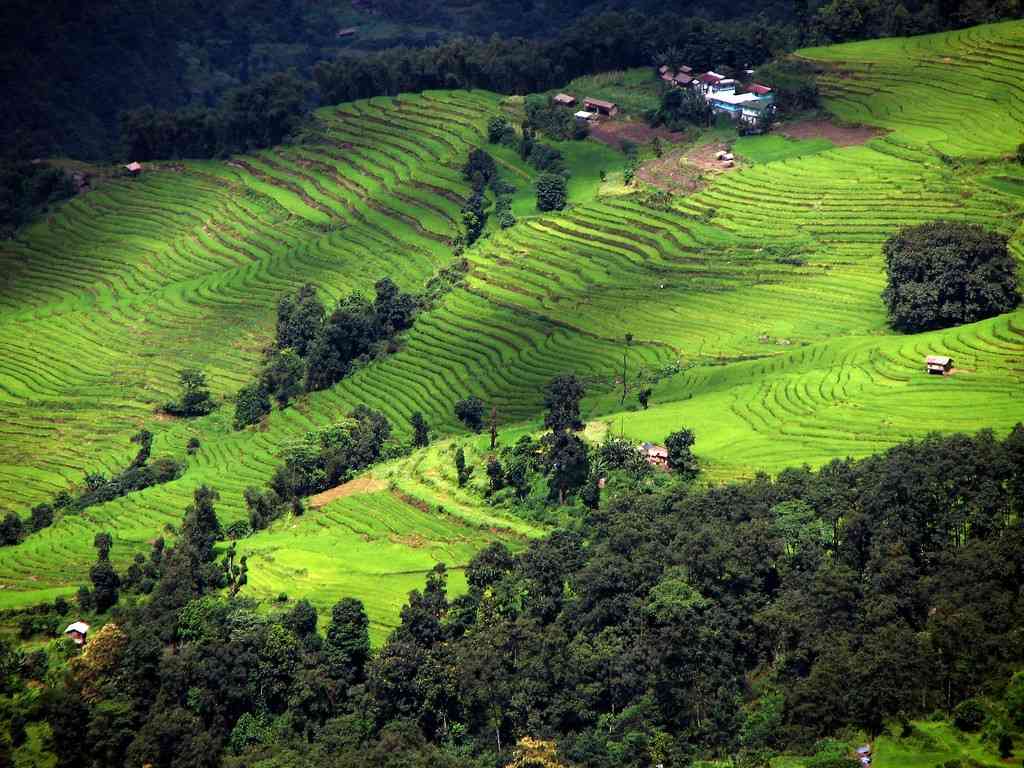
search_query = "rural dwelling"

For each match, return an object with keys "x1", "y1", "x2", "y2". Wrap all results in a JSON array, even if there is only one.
[
  {"x1": 574, "y1": 110, "x2": 597, "y2": 124},
  {"x1": 925, "y1": 355, "x2": 954, "y2": 375},
  {"x1": 553, "y1": 93, "x2": 577, "y2": 107},
  {"x1": 707, "y1": 90, "x2": 763, "y2": 116},
  {"x1": 583, "y1": 97, "x2": 618, "y2": 117},
  {"x1": 739, "y1": 99, "x2": 775, "y2": 132},
  {"x1": 696, "y1": 71, "x2": 726, "y2": 93},
  {"x1": 125, "y1": 161, "x2": 142, "y2": 175},
  {"x1": 640, "y1": 442, "x2": 670, "y2": 470},
  {"x1": 64, "y1": 620, "x2": 90, "y2": 645},
  {"x1": 746, "y1": 83, "x2": 774, "y2": 98}
]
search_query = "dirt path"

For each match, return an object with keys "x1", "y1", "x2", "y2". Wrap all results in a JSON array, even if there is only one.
[
  {"x1": 778, "y1": 119, "x2": 885, "y2": 146},
  {"x1": 309, "y1": 475, "x2": 387, "y2": 508}
]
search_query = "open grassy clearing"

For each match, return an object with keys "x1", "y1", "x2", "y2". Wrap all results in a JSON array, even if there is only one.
[
  {"x1": 234, "y1": 488, "x2": 527, "y2": 644},
  {"x1": 0, "y1": 23, "x2": 1022, "y2": 621}
]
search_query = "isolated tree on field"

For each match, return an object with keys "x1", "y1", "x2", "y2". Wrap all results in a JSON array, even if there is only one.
[
  {"x1": 0, "y1": 512, "x2": 24, "y2": 546},
  {"x1": 221, "y1": 543, "x2": 248, "y2": 597},
  {"x1": 882, "y1": 221, "x2": 1019, "y2": 332},
  {"x1": 487, "y1": 115, "x2": 511, "y2": 144},
  {"x1": 638, "y1": 387, "x2": 652, "y2": 409},
  {"x1": 454, "y1": 446, "x2": 472, "y2": 487},
  {"x1": 165, "y1": 368, "x2": 215, "y2": 417},
  {"x1": 544, "y1": 374, "x2": 585, "y2": 432},
  {"x1": 455, "y1": 395, "x2": 486, "y2": 432},
  {"x1": 410, "y1": 412, "x2": 430, "y2": 447},
  {"x1": 665, "y1": 428, "x2": 699, "y2": 479},
  {"x1": 373, "y1": 277, "x2": 417, "y2": 337},
  {"x1": 536, "y1": 172, "x2": 567, "y2": 212},
  {"x1": 489, "y1": 406, "x2": 499, "y2": 449}
]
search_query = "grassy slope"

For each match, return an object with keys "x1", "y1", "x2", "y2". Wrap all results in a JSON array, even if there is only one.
[{"x1": 0, "y1": 23, "x2": 1022, "y2": 621}]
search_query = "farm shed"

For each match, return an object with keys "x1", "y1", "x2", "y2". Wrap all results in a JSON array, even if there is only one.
[
  {"x1": 640, "y1": 442, "x2": 670, "y2": 470},
  {"x1": 658, "y1": 65, "x2": 670, "y2": 74},
  {"x1": 574, "y1": 110, "x2": 597, "y2": 123},
  {"x1": 925, "y1": 355, "x2": 954, "y2": 374},
  {"x1": 553, "y1": 93, "x2": 577, "y2": 107},
  {"x1": 747, "y1": 83, "x2": 773, "y2": 96},
  {"x1": 583, "y1": 97, "x2": 618, "y2": 116},
  {"x1": 64, "y1": 620, "x2": 90, "y2": 645},
  {"x1": 125, "y1": 161, "x2": 142, "y2": 175}
]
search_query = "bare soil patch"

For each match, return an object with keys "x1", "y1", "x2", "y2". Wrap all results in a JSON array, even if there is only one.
[
  {"x1": 589, "y1": 119, "x2": 687, "y2": 148},
  {"x1": 636, "y1": 141, "x2": 737, "y2": 194},
  {"x1": 778, "y1": 119, "x2": 885, "y2": 147},
  {"x1": 309, "y1": 475, "x2": 387, "y2": 508}
]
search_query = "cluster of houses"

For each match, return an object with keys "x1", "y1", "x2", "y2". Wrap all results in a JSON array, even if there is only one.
[{"x1": 659, "y1": 65, "x2": 776, "y2": 130}]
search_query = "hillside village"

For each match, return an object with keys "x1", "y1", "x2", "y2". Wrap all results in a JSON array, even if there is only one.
[{"x1": 556, "y1": 64, "x2": 777, "y2": 133}]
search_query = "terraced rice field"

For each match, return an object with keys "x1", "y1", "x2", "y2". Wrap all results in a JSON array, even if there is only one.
[{"x1": 0, "y1": 22, "x2": 1023, "y2": 620}]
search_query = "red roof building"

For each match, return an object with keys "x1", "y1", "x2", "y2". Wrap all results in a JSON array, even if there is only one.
[{"x1": 748, "y1": 83, "x2": 773, "y2": 95}]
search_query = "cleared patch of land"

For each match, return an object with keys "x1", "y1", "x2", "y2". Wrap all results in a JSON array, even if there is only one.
[{"x1": 778, "y1": 118, "x2": 884, "y2": 146}]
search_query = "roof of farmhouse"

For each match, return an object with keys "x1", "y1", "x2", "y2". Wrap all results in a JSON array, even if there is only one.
[{"x1": 709, "y1": 91, "x2": 763, "y2": 105}]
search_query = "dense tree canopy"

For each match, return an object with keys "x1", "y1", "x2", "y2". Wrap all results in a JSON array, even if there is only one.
[
  {"x1": 882, "y1": 221, "x2": 1019, "y2": 332},
  {"x1": 24, "y1": 425, "x2": 1024, "y2": 768}
]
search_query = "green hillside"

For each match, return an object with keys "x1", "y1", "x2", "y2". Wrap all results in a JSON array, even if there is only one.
[{"x1": 0, "y1": 22, "x2": 1023, "y2": 628}]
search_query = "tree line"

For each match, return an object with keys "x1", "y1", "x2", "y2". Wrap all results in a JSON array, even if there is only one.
[{"x1": 6, "y1": 423, "x2": 1018, "y2": 767}]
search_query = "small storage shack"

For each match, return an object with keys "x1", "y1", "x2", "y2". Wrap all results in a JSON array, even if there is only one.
[
  {"x1": 64, "y1": 620, "x2": 90, "y2": 645},
  {"x1": 925, "y1": 355, "x2": 954, "y2": 375},
  {"x1": 553, "y1": 93, "x2": 577, "y2": 107},
  {"x1": 574, "y1": 110, "x2": 597, "y2": 123},
  {"x1": 583, "y1": 97, "x2": 618, "y2": 117},
  {"x1": 125, "y1": 162, "x2": 142, "y2": 175}
]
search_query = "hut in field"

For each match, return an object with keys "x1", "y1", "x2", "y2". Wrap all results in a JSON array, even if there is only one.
[
  {"x1": 64, "y1": 620, "x2": 90, "y2": 645},
  {"x1": 925, "y1": 355, "x2": 954, "y2": 375},
  {"x1": 583, "y1": 97, "x2": 619, "y2": 117},
  {"x1": 640, "y1": 442, "x2": 670, "y2": 470},
  {"x1": 553, "y1": 93, "x2": 577, "y2": 107},
  {"x1": 125, "y1": 162, "x2": 142, "y2": 175},
  {"x1": 574, "y1": 110, "x2": 597, "y2": 124}
]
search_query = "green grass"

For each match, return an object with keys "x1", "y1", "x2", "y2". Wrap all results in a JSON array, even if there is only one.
[
  {"x1": 235, "y1": 488, "x2": 528, "y2": 644},
  {"x1": 0, "y1": 23, "x2": 1022, "y2": 630},
  {"x1": 871, "y1": 720, "x2": 1010, "y2": 768},
  {"x1": 733, "y1": 134, "x2": 835, "y2": 164}
]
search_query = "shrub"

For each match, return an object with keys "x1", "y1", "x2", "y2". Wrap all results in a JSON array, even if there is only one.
[
  {"x1": 953, "y1": 698, "x2": 987, "y2": 732},
  {"x1": 163, "y1": 368, "x2": 216, "y2": 417},
  {"x1": 882, "y1": 222, "x2": 1019, "y2": 332},
  {"x1": 536, "y1": 173, "x2": 567, "y2": 212}
]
